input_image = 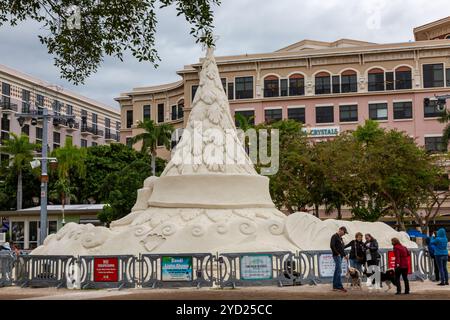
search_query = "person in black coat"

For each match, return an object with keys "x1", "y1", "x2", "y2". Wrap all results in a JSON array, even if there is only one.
[
  {"x1": 345, "y1": 232, "x2": 365, "y2": 273},
  {"x1": 364, "y1": 234, "x2": 381, "y2": 268},
  {"x1": 330, "y1": 227, "x2": 349, "y2": 292}
]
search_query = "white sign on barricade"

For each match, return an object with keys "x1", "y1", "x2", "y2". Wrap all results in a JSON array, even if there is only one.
[{"x1": 318, "y1": 254, "x2": 348, "y2": 278}]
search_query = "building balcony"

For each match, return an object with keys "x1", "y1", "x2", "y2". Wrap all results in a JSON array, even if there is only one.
[
  {"x1": 92, "y1": 128, "x2": 104, "y2": 139},
  {"x1": 81, "y1": 125, "x2": 95, "y2": 136},
  {"x1": 105, "y1": 132, "x2": 118, "y2": 142},
  {"x1": 0, "y1": 101, "x2": 18, "y2": 113}
]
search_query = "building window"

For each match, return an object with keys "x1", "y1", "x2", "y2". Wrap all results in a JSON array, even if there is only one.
[
  {"x1": 177, "y1": 100, "x2": 184, "y2": 119},
  {"x1": 53, "y1": 132, "x2": 60, "y2": 149},
  {"x1": 423, "y1": 63, "x2": 444, "y2": 88},
  {"x1": 393, "y1": 102, "x2": 413, "y2": 120},
  {"x1": 1, "y1": 131, "x2": 9, "y2": 144},
  {"x1": 36, "y1": 94, "x2": 44, "y2": 114},
  {"x1": 369, "y1": 103, "x2": 388, "y2": 121},
  {"x1": 447, "y1": 68, "x2": 450, "y2": 87},
  {"x1": 228, "y1": 83, "x2": 234, "y2": 100},
  {"x1": 339, "y1": 105, "x2": 358, "y2": 122},
  {"x1": 235, "y1": 110, "x2": 255, "y2": 127},
  {"x1": 368, "y1": 69, "x2": 385, "y2": 91},
  {"x1": 264, "y1": 109, "x2": 282, "y2": 124},
  {"x1": 116, "y1": 122, "x2": 121, "y2": 142},
  {"x1": 264, "y1": 76, "x2": 279, "y2": 98},
  {"x1": 288, "y1": 108, "x2": 305, "y2": 123},
  {"x1": 221, "y1": 78, "x2": 227, "y2": 93},
  {"x1": 280, "y1": 79, "x2": 288, "y2": 97},
  {"x1": 157, "y1": 104, "x2": 164, "y2": 123},
  {"x1": 289, "y1": 74, "x2": 305, "y2": 96},
  {"x1": 315, "y1": 72, "x2": 331, "y2": 95},
  {"x1": 22, "y1": 89, "x2": 31, "y2": 113},
  {"x1": 386, "y1": 72, "x2": 394, "y2": 91},
  {"x1": 191, "y1": 85, "x2": 199, "y2": 102},
  {"x1": 425, "y1": 136, "x2": 447, "y2": 153},
  {"x1": 21, "y1": 124, "x2": 30, "y2": 136},
  {"x1": 81, "y1": 139, "x2": 88, "y2": 148},
  {"x1": 1, "y1": 114, "x2": 10, "y2": 132},
  {"x1": 1, "y1": 82, "x2": 11, "y2": 107},
  {"x1": 92, "y1": 142, "x2": 98, "y2": 147},
  {"x1": 52, "y1": 100, "x2": 62, "y2": 115},
  {"x1": 341, "y1": 71, "x2": 358, "y2": 93},
  {"x1": 424, "y1": 100, "x2": 444, "y2": 118},
  {"x1": 126, "y1": 110, "x2": 133, "y2": 128},
  {"x1": 171, "y1": 105, "x2": 177, "y2": 121},
  {"x1": 35, "y1": 127, "x2": 43, "y2": 144},
  {"x1": 395, "y1": 67, "x2": 412, "y2": 90},
  {"x1": 235, "y1": 77, "x2": 254, "y2": 99},
  {"x1": 66, "y1": 105, "x2": 73, "y2": 115},
  {"x1": 105, "y1": 118, "x2": 110, "y2": 128},
  {"x1": 143, "y1": 105, "x2": 151, "y2": 121},
  {"x1": 332, "y1": 75, "x2": 340, "y2": 94},
  {"x1": 316, "y1": 106, "x2": 334, "y2": 124}
]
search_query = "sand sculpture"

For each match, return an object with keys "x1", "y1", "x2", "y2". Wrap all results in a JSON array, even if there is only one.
[{"x1": 33, "y1": 48, "x2": 415, "y2": 256}]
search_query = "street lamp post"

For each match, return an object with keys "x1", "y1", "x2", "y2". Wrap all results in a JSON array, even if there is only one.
[{"x1": 16, "y1": 107, "x2": 75, "y2": 246}]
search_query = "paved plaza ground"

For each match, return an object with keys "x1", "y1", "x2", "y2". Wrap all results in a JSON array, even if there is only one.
[{"x1": 0, "y1": 281, "x2": 449, "y2": 300}]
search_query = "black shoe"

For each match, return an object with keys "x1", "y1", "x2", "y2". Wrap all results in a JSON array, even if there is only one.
[
  {"x1": 404, "y1": 292, "x2": 410, "y2": 295},
  {"x1": 437, "y1": 283, "x2": 446, "y2": 286},
  {"x1": 396, "y1": 292, "x2": 401, "y2": 295},
  {"x1": 446, "y1": 282, "x2": 449, "y2": 286}
]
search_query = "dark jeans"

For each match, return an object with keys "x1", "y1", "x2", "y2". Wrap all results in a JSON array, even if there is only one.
[
  {"x1": 432, "y1": 256, "x2": 440, "y2": 282},
  {"x1": 436, "y1": 255, "x2": 449, "y2": 284},
  {"x1": 333, "y1": 255, "x2": 343, "y2": 289},
  {"x1": 395, "y1": 267, "x2": 410, "y2": 294}
]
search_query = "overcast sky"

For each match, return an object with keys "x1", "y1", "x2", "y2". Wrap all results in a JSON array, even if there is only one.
[{"x1": 0, "y1": 0, "x2": 448, "y2": 108}]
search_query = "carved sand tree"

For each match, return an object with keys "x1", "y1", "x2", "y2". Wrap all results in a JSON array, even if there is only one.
[{"x1": 33, "y1": 48, "x2": 416, "y2": 256}]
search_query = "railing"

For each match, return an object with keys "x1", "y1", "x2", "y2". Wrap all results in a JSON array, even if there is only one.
[
  {"x1": 0, "y1": 248, "x2": 435, "y2": 289},
  {"x1": 0, "y1": 101, "x2": 18, "y2": 112},
  {"x1": 105, "y1": 132, "x2": 118, "y2": 141},
  {"x1": 81, "y1": 125, "x2": 102, "y2": 136}
]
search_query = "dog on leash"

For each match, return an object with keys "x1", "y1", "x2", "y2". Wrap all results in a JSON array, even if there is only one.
[
  {"x1": 346, "y1": 267, "x2": 362, "y2": 289},
  {"x1": 363, "y1": 268, "x2": 396, "y2": 291}
]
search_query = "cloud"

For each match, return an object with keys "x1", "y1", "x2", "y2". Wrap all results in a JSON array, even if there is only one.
[{"x1": 0, "y1": 0, "x2": 448, "y2": 108}]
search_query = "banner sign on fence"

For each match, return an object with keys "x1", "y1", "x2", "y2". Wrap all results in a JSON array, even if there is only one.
[
  {"x1": 161, "y1": 256, "x2": 193, "y2": 282},
  {"x1": 94, "y1": 258, "x2": 119, "y2": 282},
  {"x1": 318, "y1": 254, "x2": 348, "y2": 277},
  {"x1": 240, "y1": 254, "x2": 273, "y2": 280},
  {"x1": 387, "y1": 251, "x2": 412, "y2": 274}
]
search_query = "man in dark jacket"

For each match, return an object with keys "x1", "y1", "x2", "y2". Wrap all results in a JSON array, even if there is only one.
[{"x1": 330, "y1": 227, "x2": 349, "y2": 292}]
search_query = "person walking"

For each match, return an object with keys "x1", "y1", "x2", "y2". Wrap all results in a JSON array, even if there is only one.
[
  {"x1": 392, "y1": 238, "x2": 410, "y2": 295},
  {"x1": 345, "y1": 232, "x2": 365, "y2": 273},
  {"x1": 426, "y1": 233, "x2": 440, "y2": 282},
  {"x1": 430, "y1": 228, "x2": 449, "y2": 286},
  {"x1": 330, "y1": 227, "x2": 349, "y2": 292}
]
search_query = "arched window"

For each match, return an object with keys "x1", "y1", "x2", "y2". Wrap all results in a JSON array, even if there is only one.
[
  {"x1": 264, "y1": 76, "x2": 279, "y2": 97},
  {"x1": 315, "y1": 72, "x2": 331, "y2": 95},
  {"x1": 446, "y1": 35, "x2": 450, "y2": 39},
  {"x1": 177, "y1": 99, "x2": 184, "y2": 119},
  {"x1": 289, "y1": 74, "x2": 305, "y2": 96},
  {"x1": 395, "y1": 66, "x2": 412, "y2": 90},
  {"x1": 341, "y1": 70, "x2": 358, "y2": 93},
  {"x1": 368, "y1": 68, "x2": 385, "y2": 92}
]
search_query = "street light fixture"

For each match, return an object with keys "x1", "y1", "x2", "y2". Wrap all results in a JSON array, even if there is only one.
[{"x1": 15, "y1": 108, "x2": 75, "y2": 246}]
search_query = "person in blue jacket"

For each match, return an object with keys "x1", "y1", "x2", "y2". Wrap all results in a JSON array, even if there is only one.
[{"x1": 430, "y1": 228, "x2": 449, "y2": 286}]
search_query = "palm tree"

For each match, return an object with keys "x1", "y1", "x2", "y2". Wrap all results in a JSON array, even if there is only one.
[
  {"x1": 50, "y1": 137, "x2": 86, "y2": 225},
  {"x1": 132, "y1": 120, "x2": 174, "y2": 176},
  {"x1": 235, "y1": 113, "x2": 254, "y2": 131},
  {"x1": 0, "y1": 133, "x2": 37, "y2": 210}
]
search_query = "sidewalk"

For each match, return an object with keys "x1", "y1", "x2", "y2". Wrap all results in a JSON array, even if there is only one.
[{"x1": 0, "y1": 281, "x2": 449, "y2": 300}]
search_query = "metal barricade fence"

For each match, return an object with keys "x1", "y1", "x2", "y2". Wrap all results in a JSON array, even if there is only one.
[
  {"x1": 15, "y1": 255, "x2": 75, "y2": 288},
  {"x1": 0, "y1": 248, "x2": 434, "y2": 289},
  {"x1": 78, "y1": 255, "x2": 136, "y2": 289},
  {"x1": 217, "y1": 251, "x2": 296, "y2": 288},
  {"x1": 140, "y1": 253, "x2": 214, "y2": 289},
  {"x1": 0, "y1": 253, "x2": 15, "y2": 287}
]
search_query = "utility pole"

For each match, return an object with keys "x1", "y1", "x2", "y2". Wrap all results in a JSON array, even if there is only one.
[{"x1": 16, "y1": 107, "x2": 75, "y2": 246}]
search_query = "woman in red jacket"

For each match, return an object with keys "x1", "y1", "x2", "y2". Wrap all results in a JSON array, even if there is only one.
[{"x1": 392, "y1": 238, "x2": 410, "y2": 295}]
